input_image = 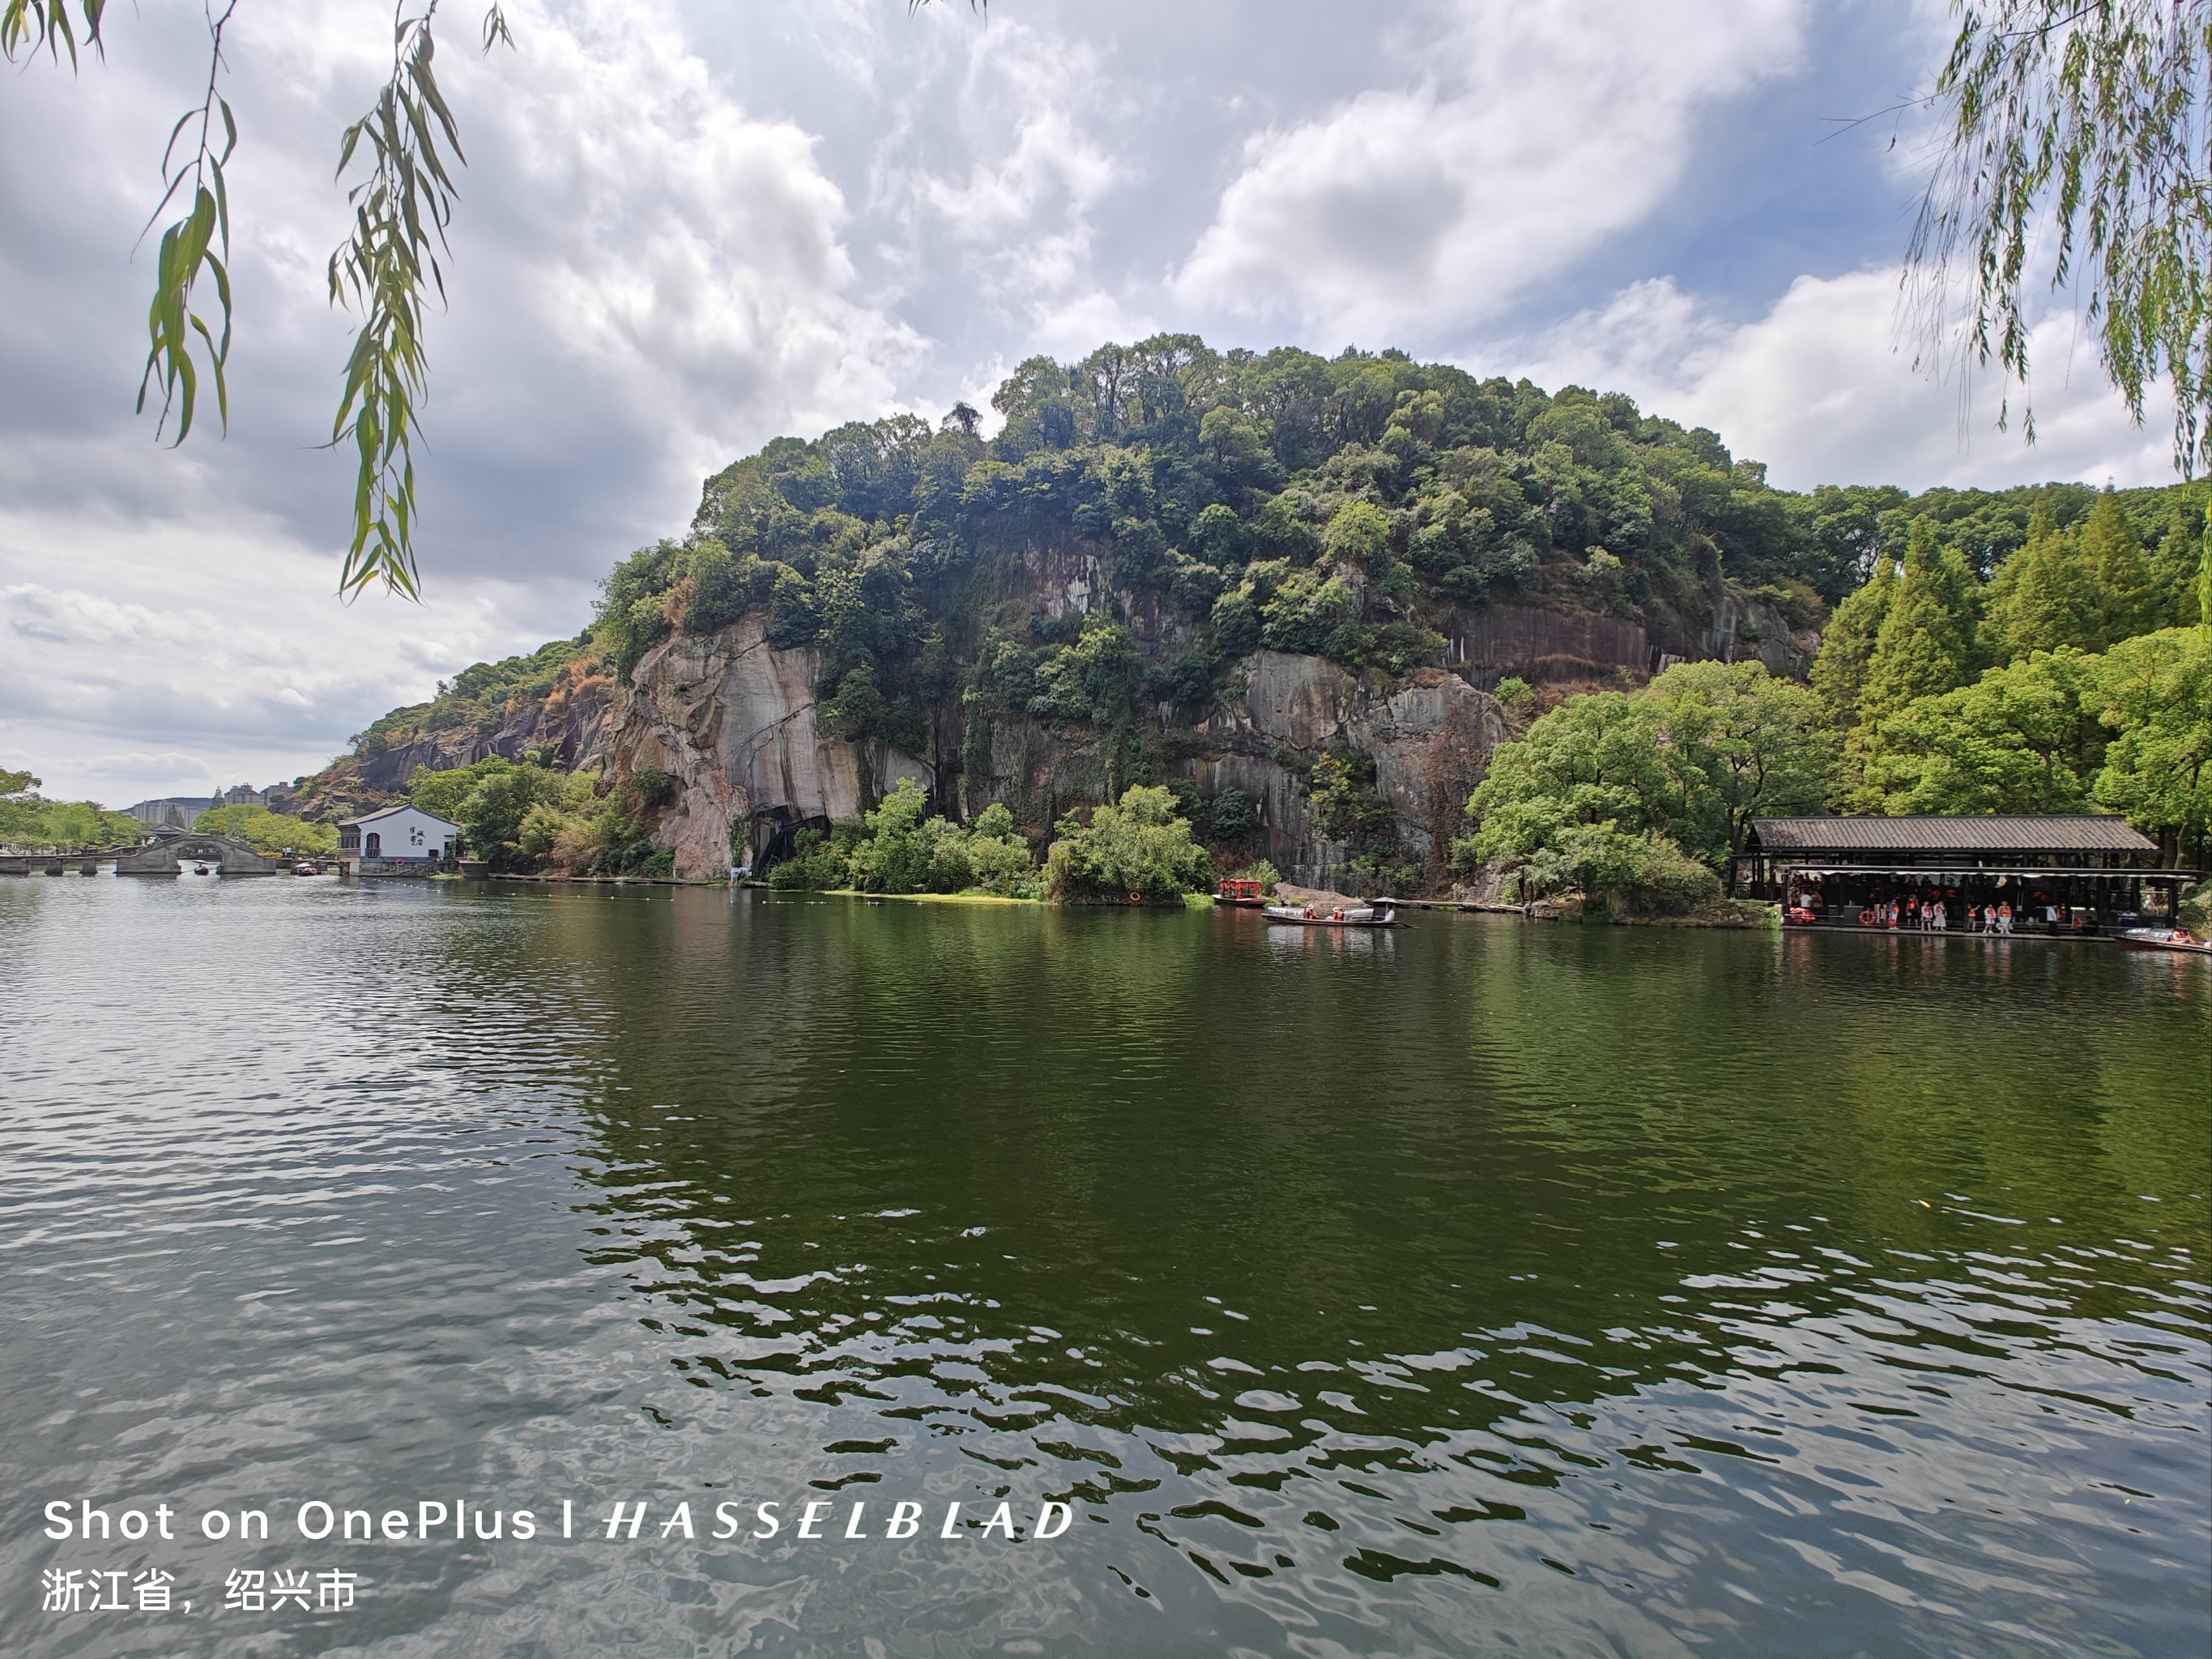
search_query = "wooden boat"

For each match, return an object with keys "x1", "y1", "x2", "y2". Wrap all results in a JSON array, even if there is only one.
[
  {"x1": 1213, "y1": 878, "x2": 1268, "y2": 908},
  {"x1": 2116, "y1": 926, "x2": 2212, "y2": 956},
  {"x1": 1264, "y1": 902, "x2": 1396, "y2": 928}
]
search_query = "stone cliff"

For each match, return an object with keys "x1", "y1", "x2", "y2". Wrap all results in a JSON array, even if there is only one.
[
  {"x1": 310, "y1": 541, "x2": 1817, "y2": 887},
  {"x1": 352, "y1": 690, "x2": 611, "y2": 795},
  {"x1": 607, "y1": 616, "x2": 932, "y2": 881}
]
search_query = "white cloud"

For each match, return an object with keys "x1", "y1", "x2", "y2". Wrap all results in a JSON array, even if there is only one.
[
  {"x1": 0, "y1": 0, "x2": 923, "y2": 803},
  {"x1": 1174, "y1": 0, "x2": 1809, "y2": 343},
  {"x1": 0, "y1": 0, "x2": 920, "y2": 578},
  {"x1": 0, "y1": 506, "x2": 573, "y2": 805},
  {"x1": 1512, "y1": 270, "x2": 2176, "y2": 491},
  {"x1": 76, "y1": 753, "x2": 216, "y2": 783},
  {"x1": 890, "y1": 19, "x2": 1147, "y2": 360},
  {"x1": 468, "y1": 2, "x2": 922, "y2": 493},
  {"x1": 2, "y1": 0, "x2": 2189, "y2": 806}
]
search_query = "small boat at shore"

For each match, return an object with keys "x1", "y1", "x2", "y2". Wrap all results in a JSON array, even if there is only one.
[
  {"x1": 2116, "y1": 926, "x2": 2212, "y2": 956},
  {"x1": 1213, "y1": 878, "x2": 1268, "y2": 908},
  {"x1": 1264, "y1": 901, "x2": 1396, "y2": 928}
]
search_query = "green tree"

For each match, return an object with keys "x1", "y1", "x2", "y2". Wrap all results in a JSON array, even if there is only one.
[
  {"x1": 0, "y1": 777, "x2": 143, "y2": 852},
  {"x1": 1647, "y1": 659, "x2": 1836, "y2": 855},
  {"x1": 1907, "y1": 0, "x2": 2212, "y2": 475},
  {"x1": 1459, "y1": 692, "x2": 1711, "y2": 868},
  {"x1": 2078, "y1": 488, "x2": 2155, "y2": 640},
  {"x1": 1046, "y1": 785, "x2": 1212, "y2": 901},
  {"x1": 1983, "y1": 504, "x2": 2105, "y2": 659},
  {"x1": 409, "y1": 756, "x2": 570, "y2": 871},
  {"x1": 192, "y1": 803, "x2": 340, "y2": 856},
  {"x1": 410, "y1": 757, "x2": 509, "y2": 824},
  {"x1": 1495, "y1": 822, "x2": 1721, "y2": 918},
  {"x1": 2148, "y1": 497, "x2": 2209, "y2": 627},
  {"x1": 1858, "y1": 648, "x2": 2106, "y2": 814},
  {"x1": 849, "y1": 778, "x2": 935, "y2": 893},
  {"x1": 1810, "y1": 552, "x2": 1896, "y2": 728},
  {"x1": 1322, "y1": 498, "x2": 1392, "y2": 574},
  {"x1": 1859, "y1": 522, "x2": 1983, "y2": 728},
  {"x1": 1459, "y1": 661, "x2": 1839, "y2": 911},
  {"x1": 2090, "y1": 625, "x2": 2212, "y2": 864}
]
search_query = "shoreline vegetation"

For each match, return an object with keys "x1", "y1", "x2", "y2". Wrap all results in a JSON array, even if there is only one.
[
  {"x1": 15, "y1": 338, "x2": 2207, "y2": 928},
  {"x1": 372, "y1": 338, "x2": 2206, "y2": 926}
]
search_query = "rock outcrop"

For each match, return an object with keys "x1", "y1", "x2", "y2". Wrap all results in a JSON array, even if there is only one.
[
  {"x1": 610, "y1": 621, "x2": 1510, "y2": 885},
  {"x1": 353, "y1": 689, "x2": 612, "y2": 795},
  {"x1": 1183, "y1": 654, "x2": 1511, "y2": 886},
  {"x1": 312, "y1": 536, "x2": 1815, "y2": 885},
  {"x1": 610, "y1": 616, "x2": 931, "y2": 878}
]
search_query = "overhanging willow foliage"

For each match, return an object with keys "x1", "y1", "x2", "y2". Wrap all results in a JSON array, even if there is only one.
[
  {"x1": 0, "y1": 1, "x2": 967, "y2": 598},
  {"x1": 1908, "y1": 0, "x2": 2212, "y2": 476},
  {"x1": 326, "y1": 2, "x2": 510, "y2": 599}
]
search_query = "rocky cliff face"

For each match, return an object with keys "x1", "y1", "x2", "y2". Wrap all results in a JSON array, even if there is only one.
[
  {"x1": 320, "y1": 531, "x2": 1816, "y2": 884},
  {"x1": 605, "y1": 553, "x2": 1815, "y2": 884},
  {"x1": 611, "y1": 625, "x2": 1511, "y2": 885},
  {"x1": 609, "y1": 616, "x2": 932, "y2": 879},
  {"x1": 596, "y1": 519, "x2": 1523, "y2": 883},
  {"x1": 353, "y1": 689, "x2": 612, "y2": 795},
  {"x1": 1195, "y1": 653, "x2": 1511, "y2": 885}
]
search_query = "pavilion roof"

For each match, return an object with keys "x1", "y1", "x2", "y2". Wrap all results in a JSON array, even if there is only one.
[{"x1": 1747, "y1": 815, "x2": 2157, "y2": 855}]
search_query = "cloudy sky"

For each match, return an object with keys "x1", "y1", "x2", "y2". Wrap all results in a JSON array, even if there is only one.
[{"x1": 0, "y1": 0, "x2": 2178, "y2": 806}]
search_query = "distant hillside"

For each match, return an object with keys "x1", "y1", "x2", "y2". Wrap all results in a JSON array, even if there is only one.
[{"x1": 295, "y1": 334, "x2": 2207, "y2": 882}]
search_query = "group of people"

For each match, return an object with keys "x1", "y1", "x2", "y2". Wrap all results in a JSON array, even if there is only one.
[
  {"x1": 1783, "y1": 871, "x2": 2123, "y2": 935},
  {"x1": 1853, "y1": 896, "x2": 2014, "y2": 932}
]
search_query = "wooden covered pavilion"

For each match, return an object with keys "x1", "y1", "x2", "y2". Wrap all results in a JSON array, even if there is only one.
[{"x1": 1733, "y1": 815, "x2": 2197, "y2": 935}]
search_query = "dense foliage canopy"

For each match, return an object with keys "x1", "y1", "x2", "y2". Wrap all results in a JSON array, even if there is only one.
[
  {"x1": 589, "y1": 336, "x2": 1908, "y2": 766},
  {"x1": 1468, "y1": 477, "x2": 2208, "y2": 915},
  {"x1": 769, "y1": 780, "x2": 1040, "y2": 897},
  {"x1": 407, "y1": 755, "x2": 663, "y2": 876},
  {"x1": 286, "y1": 335, "x2": 2212, "y2": 909},
  {"x1": 1460, "y1": 662, "x2": 1833, "y2": 915},
  {"x1": 0, "y1": 769, "x2": 143, "y2": 852},
  {"x1": 1046, "y1": 785, "x2": 1213, "y2": 902},
  {"x1": 190, "y1": 804, "x2": 339, "y2": 857}
]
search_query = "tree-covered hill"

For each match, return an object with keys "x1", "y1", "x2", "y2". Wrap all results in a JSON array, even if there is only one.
[{"x1": 296, "y1": 334, "x2": 2207, "y2": 897}]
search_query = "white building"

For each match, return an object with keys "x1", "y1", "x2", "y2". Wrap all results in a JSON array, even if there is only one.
[{"x1": 338, "y1": 805, "x2": 460, "y2": 872}]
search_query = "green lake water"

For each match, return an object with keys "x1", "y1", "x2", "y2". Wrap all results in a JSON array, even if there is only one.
[{"x1": 2, "y1": 877, "x2": 2206, "y2": 1657}]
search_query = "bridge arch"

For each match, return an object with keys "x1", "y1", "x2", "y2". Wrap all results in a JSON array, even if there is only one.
[{"x1": 113, "y1": 834, "x2": 280, "y2": 876}]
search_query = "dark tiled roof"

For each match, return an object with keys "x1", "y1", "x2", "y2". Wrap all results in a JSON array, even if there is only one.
[{"x1": 1749, "y1": 815, "x2": 2157, "y2": 854}]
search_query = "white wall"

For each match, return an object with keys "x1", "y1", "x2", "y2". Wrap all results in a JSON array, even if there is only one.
[{"x1": 358, "y1": 808, "x2": 457, "y2": 861}]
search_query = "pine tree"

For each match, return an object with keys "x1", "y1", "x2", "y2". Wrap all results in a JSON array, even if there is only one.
[
  {"x1": 1860, "y1": 522, "x2": 1982, "y2": 729},
  {"x1": 2148, "y1": 497, "x2": 2207, "y2": 629},
  {"x1": 1983, "y1": 504, "x2": 2103, "y2": 660},
  {"x1": 2078, "y1": 489, "x2": 2153, "y2": 642},
  {"x1": 1809, "y1": 552, "x2": 1895, "y2": 731}
]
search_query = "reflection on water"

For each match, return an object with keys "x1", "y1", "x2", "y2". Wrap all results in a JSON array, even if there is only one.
[{"x1": 2, "y1": 880, "x2": 2206, "y2": 1657}]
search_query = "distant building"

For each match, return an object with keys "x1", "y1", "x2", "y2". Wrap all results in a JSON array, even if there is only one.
[
  {"x1": 338, "y1": 804, "x2": 460, "y2": 873},
  {"x1": 127, "y1": 796, "x2": 217, "y2": 829},
  {"x1": 127, "y1": 783, "x2": 285, "y2": 827}
]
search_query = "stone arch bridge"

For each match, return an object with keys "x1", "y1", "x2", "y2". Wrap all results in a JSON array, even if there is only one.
[{"x1": 113, "y1": 834, "x2": 280, "y2": 876}]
